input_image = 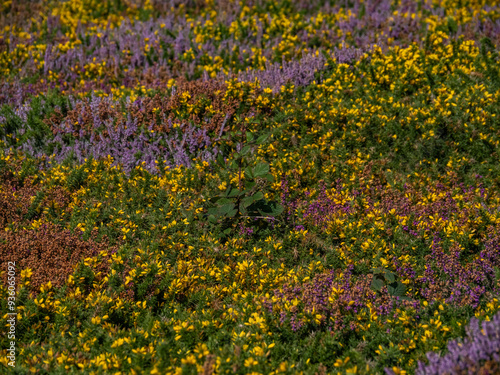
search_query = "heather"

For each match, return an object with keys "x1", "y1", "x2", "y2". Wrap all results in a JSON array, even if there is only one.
[{"x1": 1, "y1": 0, "x2": 500, "y2": 374}]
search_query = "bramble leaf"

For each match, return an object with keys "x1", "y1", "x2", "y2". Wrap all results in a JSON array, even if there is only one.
[
  {"x1": 216, "y1": 198, "x2": 233, "y2": 205},
  {"x1": 384, "y1": 271, "x2": 395, "y2": 283},
  {"x1": 241, "y1": 195, "x2": 255, "y2": 208},
  {"x1": 371, "y1": 277, "x2": 384, "y2": 292},
  {"x1": 253, "y1": 191, "x2": 264, "y2": 201},
  {"x1": 264, "y1": 173, "x2": 274, "y2": 183},
  {"x1": 387, "y1": 281, "x2": 406, "y2": 297},
  {"x1": 217, "y1": 203, "x2": 237, "y2": 217},
  {"x1": 240, "y1": 145, "x2": 251, "y2": 156},
  {"x1": 256, "y1": 134, "x2": 268, "y2": 144},
  {"x1": 253, "y1": 162, "x2": 269, "y2": 177},
  {"x1": 228, "y1": 188, "x2": 240, "y2": 198},
  {"x1": 245, "y1": 166, "x2": 254, "y2": 179}
]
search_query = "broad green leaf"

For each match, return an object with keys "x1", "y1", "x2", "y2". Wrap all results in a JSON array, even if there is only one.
[
  {"x1": 207, "y1": 207, "x2": 218, "y2": 215},
  {"x1": 208, "y1": 215, "x2": 218, "y2": 224},
  {"x1": 240, "y1": 145, "x2": 251, "y2": 156},
  {"x1": 242, "y1": 196, "x2": 255, "y2": 208},
  {"x1": 239, "y1": 202, "x2": 248, "y2": 215},
  {"x1": 270, "y1": 203, "x2": 284, "y2": 216},
  {"x1": 384, "y1": 271, "x2": 395, "y2": 283},
  {"x1": 388, "y1": 282, "x2": 406, "y2": 297},
  {"x1": 228, "y1": 188, "x2": 240, "y2": 198},
  {"x1": 264, "y1": 173, "x2": 274, "y2": 183},
  {"x1": 371, "y1": 278, "x2": 384, "y2": 292},
  {"x1": 246, "y1": 131, "x2": 255, "y2": 142},
  {"x1": 244, "y1": 167, "x2": 254, "y2": 179},
  {"x1": 253, "y1": 191, "x2": 264, "y2": 201},
  {"x1": 216, "y1": 203, "x2": 237, "y2": 217},
  {"x1": 216, "y1": 198, "x2": 233, "y2": 205},
  {"x1": 256, "y1": 134, "x2": 268, "y2": 144},
  {"x1": 239, "y1": 188, "x2": 252, "y2": 196},
  {"x1": 253, "y1": 162, "x2": 269, "y2": 177},
  {"x1": 244, "y1": 180, "x2": 256, "y2": 190}
]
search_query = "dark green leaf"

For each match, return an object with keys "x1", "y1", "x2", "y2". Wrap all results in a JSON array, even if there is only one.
[
  {"x1": 256, "y1": 201, "x2": 283, "y2": 217},
  {"x1": 271, "y1": 203, "x2": 284, "y2": 216},
  {"x1": 244, "y1": 167, "x2": 254, "y2": 179},
  {"x1": 216, "y1": 198, "x2": 233, "y2": 205},
  {"x1": 246, "y1": 131, "x2": 255, "y2": 142},
  {"x1": 253, "y1": 191, "x2": 264, "y2": 201},
  {"x1": 216, "y1": 203, "x2": 237, "y2": 217},
  {"x1": 241, "y1": 196, "x2": 255, "y2": 208},
  {"x1": 207, "y1": 207, "x2": 218, "y2": 215},
  {"x1": 240, "y1": 145, "x2": 251, "y2": 156},
  {"x1": 256, "y1": 134, "x2": 268, "y2": 145},
  {"x1": 371, "y1": 278, "x2": 384, "y2": 292},
  {"x1": 384, "y1": 271, "x2": 395, "y2": 283},
  {"x1": 264, "y1": 173, "x2": 274, "y2": 183},
  {"x1": 388, "y1": 282, "x2": 406, "y2": 297},
  {"x1": 228, "y1": 188, "x2": 240, "y2": 198},
  {"x1": 253, "y1": 162, "x2": 269, "y2": 177},
  {"x1": 244, "y1": 180, "x2": 256, "y2": 191}
]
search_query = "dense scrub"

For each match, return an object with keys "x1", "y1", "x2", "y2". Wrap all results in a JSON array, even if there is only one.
[{"x1": 1, "y1": 0, "x2": 500, "y2": 374}]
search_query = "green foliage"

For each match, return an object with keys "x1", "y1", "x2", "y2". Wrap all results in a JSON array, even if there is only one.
[
  {"x1": 204, "y1": 117, "x2": 284, "y2": 241},
  {"x1": 66, "y1": 164, "x2": 88, "y2": 192},
  {"x1": 371, "y1": 267, "x2": 409, "y2": 300},
  {"x1": 25, "y1": 190, "x2": 46, "y2": 221}
]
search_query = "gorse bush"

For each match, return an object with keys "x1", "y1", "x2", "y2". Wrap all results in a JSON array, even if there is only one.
[{"x1": 1, "y1": 0, "x2": 500, "y2": 374}]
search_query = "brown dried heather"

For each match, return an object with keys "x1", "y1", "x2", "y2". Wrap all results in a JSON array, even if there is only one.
[
  {"x1": 44, "y1": 108, "x2": 64, "y2": 132},
  {"x1": 280, "y1": 270, "x2": 377, "y2": 330},
  {"x1": 0, "y1": 223, "x2": 116, "y2": 294},
  {"x1": 60, "y1": 100, "x2": 124, "y2": 138},
  {"x1": 0, "y1": 176, "x2": 39, "y2": 231},
  {"x1": 50, "y1": 77, "x2": 259, "y2": 152},
  {"x1": 147, "y1": 77, "x2": 243, "y2": 137},
  {"x1": 0, "y1": 163, "x2": 73, "y2": 232}
]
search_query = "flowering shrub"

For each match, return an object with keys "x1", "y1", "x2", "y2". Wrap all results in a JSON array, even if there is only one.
[{"x1": 1, "y1": 0, "x2": 500, "y2": 374}]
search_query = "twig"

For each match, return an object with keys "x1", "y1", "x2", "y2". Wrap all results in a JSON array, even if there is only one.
[{"x1": 216, "y1": 113, "x2": 230, "y2": 141}]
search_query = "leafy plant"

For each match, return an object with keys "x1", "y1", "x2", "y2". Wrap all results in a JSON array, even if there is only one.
[
  {"x1": 371, "y1": 267, "x2": 410, "y2": 300},
  {"x1": 204, "y1": 117, "x2": 284, "y2": 241}
]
